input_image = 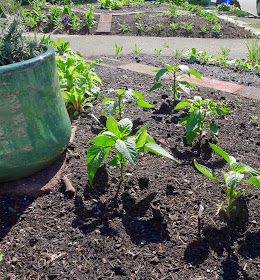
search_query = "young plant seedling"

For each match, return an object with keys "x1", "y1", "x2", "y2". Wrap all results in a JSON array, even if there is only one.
[
  {"x1": 132, "y1": 44, "x2": 142, "y2": 54},
  {"x1": 194, "y1": 143, "x2": 260, "y2": 219},
  {"x1": 175, "y1": 96, "x2": 232, "y2": 144},
  {"x1": 102, "y1": 89, "x2": 154, "y2": 120},
  {"x1": 113, "y1": 43, "x2": 123, "y2": 55},
  {"x1": 87, "y1": 116, "x2": 180, "y2": 186},
  {"x1": 149, "y1": 64, "x2": 202, "y2": 102},
  {"x1": 153, "y1": 48, "x2": 162, "y2": 55}
]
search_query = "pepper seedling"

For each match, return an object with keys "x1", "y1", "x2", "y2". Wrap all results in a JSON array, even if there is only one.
[
  {"x1": 175, "y1": 96, "x2": 232, "y2": 145},
  {"x1": 87, "y1": 116, "x2": 180, "y2": 187},
  {"x1": 194, "y1": 143, "x2": 260, "y2": 219}
]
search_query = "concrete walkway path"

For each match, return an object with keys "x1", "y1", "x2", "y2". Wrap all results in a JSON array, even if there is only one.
[{"x1": 47, "y1": 34, "x2": 252, "y2": 59}]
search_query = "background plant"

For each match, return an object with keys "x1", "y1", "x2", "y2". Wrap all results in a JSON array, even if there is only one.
[
  {"x1": 246, "y1": 38, "x2": 260, "y2": 66},
  {"x1": 87, "y1": 116, "x2": 180, "y2": 186},
  {"x1": 149, "y1": 64, "x2": 202, "y2": 102},
  {"x1": 194, "y1": 143, "x2": 260, "y2": 219},
  {"x1": 175, "y1": 96, "x2": 232, "y2": 144},
  {"x1": 102, "y1": 89, "x2": 154, "y2": 120},
  {"x1": 113, "y1": 43, "x2": 123, "y2": 55},
  {"x1": 132, "y1": 44, "x2": 142, "y2": 54},
  {"x1": 82, "y1": 5, "x2": 96, "y2": 34},
  {"x1": 0, "y1": 15, "x2": 42, "y2": 66}
]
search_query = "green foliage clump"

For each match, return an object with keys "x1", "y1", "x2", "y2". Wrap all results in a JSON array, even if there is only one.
[{"x1": 0, "y1": 15, "x2": 42, "y2": 66}]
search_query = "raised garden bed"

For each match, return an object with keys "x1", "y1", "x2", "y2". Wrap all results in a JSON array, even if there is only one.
[{"x1": 0, "y1": 52, "x2": 259, "y2": 279}]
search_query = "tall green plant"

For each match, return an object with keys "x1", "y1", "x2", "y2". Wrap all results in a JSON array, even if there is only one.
[{"x1": 246, "y1": 38, "x2": 260, "y2": 65}]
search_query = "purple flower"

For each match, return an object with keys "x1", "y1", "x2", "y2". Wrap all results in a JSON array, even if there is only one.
[
  {"x1": 17, "y1": 10, "x2": 20, "y2": 16},
  {"x1": 61, "y1": 14, "x2": 69, "y2": 26}
]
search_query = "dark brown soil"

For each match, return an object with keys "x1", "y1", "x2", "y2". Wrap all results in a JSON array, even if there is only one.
[
  {"x1": 110, "y1": 12, "x2": 253, "y2": 38},
  {"x1": 0, "y1": 55, "x2": 259, "y2": 279},
  {"x1": 29, "y1": 3, "x2": 254, "y2": 38}
]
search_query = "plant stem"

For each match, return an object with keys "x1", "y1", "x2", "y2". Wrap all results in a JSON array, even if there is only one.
[{"x1": 120, "y1": 161, "x2": 125, "y2": 182}]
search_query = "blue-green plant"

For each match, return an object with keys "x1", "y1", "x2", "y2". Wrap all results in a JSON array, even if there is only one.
[
  {"x1": 102, "y1": 89, "x2": 154, "y2": 120},
  {"x1": 194, "y1": 144, "x2": 260, "y2": 219},
  {"x1": 149, "y1": 64, "x2": 202, "y2": 102},
  {"x1": 175, "y1": 96, "x2": 232, "y2": 144},
  {"x1": 87, "y1": 116, "x2": 180, "y2": 186}
]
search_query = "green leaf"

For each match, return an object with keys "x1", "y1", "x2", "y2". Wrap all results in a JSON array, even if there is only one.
[
  {"x1": 186, "y1": 131, "x2": 197, "y2": 145},
  {"x1": 144, "y1": 142, "x2": 181, "y2": 163},
  {"x1": 148, "y1": 83, "x2": 163, "y2": 92},
  {"x1": 115, "y1": 138, "x2": 137, "y2": 165},
  {"x1": 209, "y1": 143, "x2": 236, "y2": 166},
  {"x1": 244, "y1": 176, "x2": 260, "y2": 188},
  {"x1": 106, "y1": 115, "x2": 119, "y2": 135},
  {"x1": 132, "y1": 90, "x2": 144, "y2": 100},
  {"x1": 87, "y1": 145, "x2": 106, "y2": 187},
  {"x1": 136, "y1": 129, "x2": 147, "y2": 150},
  {"x1": 102, "y1": 98, "x2": 113, "y2": 104},
  {"x1": 102, "y1": 100, "x2": 117, "y2": 116},
  {"x1": 186, "y1": 111, "x2": 201, "y2": 136},
  {"x1": 179, "y1": 65, "x2": 190, "y2": 75},
  {"x1": 190, "y1": 69, "x2": 202, "y2": 80},
  {"x1": 174, "y1": 102, "x2": 191, "y2": 110},
  {"x1": 155, "y1": 68, "x2": 168, "y2": 82},
  {"x1": 108, "y1": 155, "x2": 119, "y2": 166},
  {"x1": 209, "y1": 123, "x2": 218, "y2": 136},
  {"x1": 223, "y1": 171, "x2": 244, "y2": 187},
  {"x1": 117, "y1": 118, "x2": 133, "y2": 135},
  {"x1": 136, "y1": 99, "x2": 155, "y2": 108},
  {"x1": 194, "y1": 160, "x2": 218, "y2": 182},
  {"x1": 189, "y1": 55, "x2": 196, "y2": 63}
]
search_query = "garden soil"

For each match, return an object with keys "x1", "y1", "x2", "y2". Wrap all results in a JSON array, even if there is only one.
[{"x1": 0, "y1": 53, "x2": 259, "y2": 279}]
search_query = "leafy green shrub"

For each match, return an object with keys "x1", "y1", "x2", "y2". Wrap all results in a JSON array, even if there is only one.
[
  {"x1": 0, "y1": 15, "x2": 42, "y2": 66},
  {"x1": 87, "y1": 116, "x2": 180, "y2": 186},
  {"x1": 216, "y1": 3, "x2": 231, "y2": 11},
  {"x1": 188, "y1": 0, "x2": 209, "y2": 5},
  {"x1": 234, "y1": 9, "x2": 248, "y2": 17},
  {"x1": 194, "y1": 144, "x2": 260, "y2": 219},
  {"x1": 175, "y1": 96, "x2": 231, "y2": 144}
]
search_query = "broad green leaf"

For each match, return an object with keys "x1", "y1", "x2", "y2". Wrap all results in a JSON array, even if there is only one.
[
  {"x1": 124, "y1": 89, "x2": 139, "y2": 102},
  {"x1": 115, "y1": 138, "x2": 137, "y2": 165},
  {"x1": 189, "y1": 55, "x2": 196, "y2": 63},
  {"x1": 118, "y1": 118, "x2": 133, "y2": 135},
  {"x1": 194, "y1": 160, "x2": 218, "y2": 182},
  {"x1": 174, "y1": 102, "x2": 191, "y2": 110},
  {"x1": 144, "y1": 142, "x2": 181, "y2": 163},
  {"x1": 209, "y1": 123, "x2": 218, "y2": 136},
  {"x1": 102, "y1": 100, "x2": 117, "y2": 116},
  {"x1": 102, "y1": 98, "x2": 113, "y2": 104},
  {"x1": 179, "y1": 65, "x2": 190, "y2": 75},
  {"x1": 136, "y1": 129, "x2": 147, "y2": 150},
  {"x1": 87, "y1": 145, "x2": 106, "y2": 187},
  {"x1": 132, "y1": 90, "x2": 144, "y2": 100},
  {"x1": 179, "y1": 82, "x2": 191, "y2": 95},
  {"x1": 186, "y1": 131, "x2": 197, "y2": 145},
  {"x1": 187, "y1": 111, "x2": 201, "y2": 136},
  {"x1": 108, "y1": 155, "x2": 119, "y2": 166},
  {"x1": 156, "y1": 68, "x2": 168, "y2": 82},
  {"x1": 106, "y1": 115, "x2": 119, "y2": 135},
  {"x1": 223, "y1": 171, "x2": 244, "y2": 187},
  {"x1": 148, "y1": 83, "x2": 163, "y2": 92},
  {"x1": 244, "y1": 176, "x2": 260, "y2": 188},
  {"x1": 190, "y1": 69, "x2": 202, "y2": 80},
  {"x1": 136, "y1": 100, "x2": 155, "y2": 108},
  {"x1": 209, "y1": 143, "x2": 236, "y2": 166},
  {"x1": 145, "y1": 133, "x2": 156, "y2": 144}
]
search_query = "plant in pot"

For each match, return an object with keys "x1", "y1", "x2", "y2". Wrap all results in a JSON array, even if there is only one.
[{"x1": 0, "y1": 14, "x2": 71, "y2": 182}]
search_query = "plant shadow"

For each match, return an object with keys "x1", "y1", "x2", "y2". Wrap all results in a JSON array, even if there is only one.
[{"x1": 184, "y1": 197, "x2": 253, "y2": 279}]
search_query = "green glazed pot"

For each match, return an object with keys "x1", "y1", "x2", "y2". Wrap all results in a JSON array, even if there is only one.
[{"x1": 0, "y1": 45, "x2": 71, "y2": 182}]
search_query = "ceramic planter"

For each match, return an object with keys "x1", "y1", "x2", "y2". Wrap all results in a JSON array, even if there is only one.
[{"x1": 0, "y1": 45, "x2": 71, "y2": 182}]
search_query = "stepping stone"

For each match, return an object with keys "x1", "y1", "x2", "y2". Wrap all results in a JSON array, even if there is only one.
[{"x1": 95, "y1": 14, "x2": 112, "y2": 34}]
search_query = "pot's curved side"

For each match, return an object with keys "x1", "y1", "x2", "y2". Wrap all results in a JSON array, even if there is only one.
[{"x1": 0, "y1": 45, "x2": 71, "y2": 182}]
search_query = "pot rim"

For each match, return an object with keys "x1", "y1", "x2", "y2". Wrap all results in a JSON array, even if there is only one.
[{"x1": 0, "y1": 44, "x2": 54, "y2": 74}]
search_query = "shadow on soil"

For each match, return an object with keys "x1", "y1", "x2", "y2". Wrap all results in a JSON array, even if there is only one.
[
  {"x1": 72, "y1": 186, "x2": 170, "y2": 245},
  {"x1": 183, "y1": 197, "x2": 257, "y2": 280}
]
